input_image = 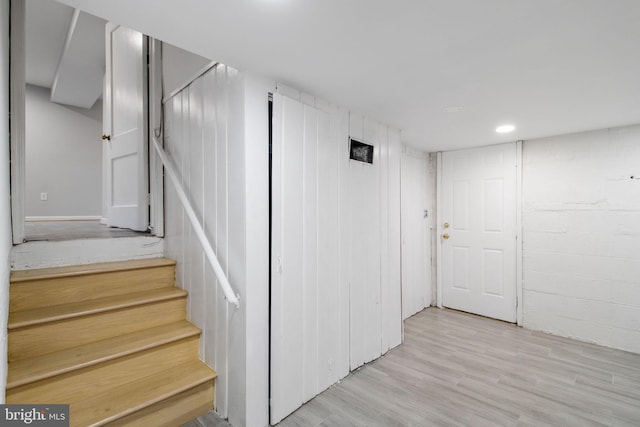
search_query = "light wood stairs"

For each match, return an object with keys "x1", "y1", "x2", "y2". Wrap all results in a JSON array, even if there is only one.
[{"x1": 7, "y1": 258, "x2": 216, "y2": 427}]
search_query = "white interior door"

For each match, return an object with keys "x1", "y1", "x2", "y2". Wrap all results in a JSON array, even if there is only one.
[
  {"x1": 271, "y1": 94, "x2": 344, "y2": 424},
  {"x1": 441, "y1": 143, "x2": 517, "y2": 322},
  {"x1": 270, "y1": 94, "x2": 304, "y2": 425},
  {"x1": 104, "y1": 23, "x2": 148, "y2": 231},
  {"x1": 401, "y1": 151, "x2": 431, "y2": 319}
]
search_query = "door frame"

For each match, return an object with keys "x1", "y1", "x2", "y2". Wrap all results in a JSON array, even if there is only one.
[
  {"x1": 148, "y1": 38, "x2": 164, "y2": 237},
  {"x1": 10, "y1": 0, "x2": 26, "y2": 244},
  {"x1": 8, "y1": 4, "x2": 164, "y2": 243},
  {"x1": 435, "y1": 141, "x2": 523, "y2": 326}
]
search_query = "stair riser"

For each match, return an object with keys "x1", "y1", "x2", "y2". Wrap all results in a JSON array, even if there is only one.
[
  {"x1": 9, "y1": 298, "x2": 186, "y2": 362},
  {"x1": 69, "y1": 360, "x2": 216, "y2": 426},
  {"x1": 7, "y1": 336, "x2": 201, "y2": 405},
  {"x1": 100, "y1": 382, "x2": 214, "y2": 427},
  {"x1": 10, "y1": 265, "x2": 176, "y2": 312},
  {"x1": 7, "y1": 258, "x2": 215, "y2": 426},
  {"x1": 7, "y1": 321, "x2": 201, "y2": 390}
]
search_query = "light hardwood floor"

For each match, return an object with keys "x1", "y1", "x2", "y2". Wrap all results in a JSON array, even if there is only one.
[
  {"x1": 192, "y1": 308, "x2": 640, "y2": 426},
  {"x1": 182, "y1": 410, "x2": 231, "y2": 427}
]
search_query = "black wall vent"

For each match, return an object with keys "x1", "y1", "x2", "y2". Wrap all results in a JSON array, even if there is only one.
[{"x1": 349, "y1": 138, "x2": 374, "y2": 164}]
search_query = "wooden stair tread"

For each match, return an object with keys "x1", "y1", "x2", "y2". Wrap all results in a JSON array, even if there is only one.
[
  {"x1": 7, "y1": 256, "x2": 214, "y2": 425},
  {"x1": 10, "y1": 258, "x2": 176, "y2": 283},
  {"x1": 7, "y1": 321, "x2": 201, "y2": 389},
  {"x1": 8, "y1": 288, "x2": 187, "y2": 329},
  {"x1": 71, "y1": 360, "x2": 216, "y2": 427}
]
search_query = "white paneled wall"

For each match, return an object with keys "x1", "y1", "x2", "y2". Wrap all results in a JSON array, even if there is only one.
[
  {"x1": 348, "y1": 114, "x2": 381, "y2": 370},
  {"x1": 401, "y1": 147, "x2": 431, "y2": 319},
  {"x1": 270, "y1": 95, "x2": 348, "y2": 423},
  {"x1": 523, "y1": 124, "x2": 640, "y2": 353},
  {"x1": 163, "y1": 64, "x2": 240, "y2": 417},
  {"x1": 270, "y1": 91, "x2": 401, "y2": 424},
  {"x1": 348, "y1": 114, "x2": 402, "y2": 368}
]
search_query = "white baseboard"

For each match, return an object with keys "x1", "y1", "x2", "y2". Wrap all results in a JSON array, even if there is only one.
[{"x1": 25, "y1": 216, "x2": 102, "y2": 222}]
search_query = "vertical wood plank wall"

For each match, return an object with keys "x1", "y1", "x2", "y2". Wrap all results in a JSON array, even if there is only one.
[
  {"x1": 163, "y1": 64, "x2": 237, "y2": 418},
  {"x1": 348, "y1": 114, "x2": 402, "y2": 368},
  {"x1": 163, "y1": 73, "x2": 403, "y2": 423},
  {"x1": 271, "y1": 90, "x2": 402, "y2": 423},
  {"x1": 401, "y1": 148, "x2": 432, "y2": 319}
]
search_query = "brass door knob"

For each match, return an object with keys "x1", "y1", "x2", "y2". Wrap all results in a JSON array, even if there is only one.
[
  {"x1": 443, "y1": 222, "x2": 450, "y2": 228},
  {"x1": 102, "y1": 134, "x2": 111, "y2": 141},
  {"x1": 442, "y1": 233, "x2": 450, "y2": 240}
]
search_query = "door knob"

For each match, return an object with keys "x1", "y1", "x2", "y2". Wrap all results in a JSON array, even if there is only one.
[
  {"x1": 102, "y1": 134, "x2": 111, "y2": 141},
  {"x1": 443, "y1": 222, "x2": 450, "y2": 228},
  {"x1": 442, "y1": 233, "x2": 450, "y2": 240}
]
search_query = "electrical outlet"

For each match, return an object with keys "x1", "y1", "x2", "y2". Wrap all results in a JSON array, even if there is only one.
[{"x1": 40, "y1": 192, "x2": 48, "y2": 201}]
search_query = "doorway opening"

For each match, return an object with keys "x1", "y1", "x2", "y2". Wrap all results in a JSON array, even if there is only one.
[{"x1": 14, "y1": 0, "x2": 153, "y2": 243}]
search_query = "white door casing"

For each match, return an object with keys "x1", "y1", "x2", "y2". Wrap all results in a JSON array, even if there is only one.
[
  {"x1": 104, "y1": 23, "x2": 148, "y2": 231},
  {"x1": 10, "y1": 0, "x2": 26, "y2": 244},
  {"x1": 441, "y1": 143, "x2": 517, "y2": 322}
]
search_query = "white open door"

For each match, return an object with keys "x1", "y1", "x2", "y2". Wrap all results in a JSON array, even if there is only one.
[
  {"x1": 441, "y1": 143, "x2": 517, "y2": 322},
  {"x1": 103, "y1": 23, "x2": 148, "y2": 231}
]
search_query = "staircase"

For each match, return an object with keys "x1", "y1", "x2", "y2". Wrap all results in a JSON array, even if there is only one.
[{"x1": 6, "y1": 258, "x2": 216, "y2": 427}]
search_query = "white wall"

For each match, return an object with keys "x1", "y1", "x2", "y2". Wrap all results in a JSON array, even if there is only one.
[
  {"x1": 270, "y1": 95, "x2": 347, "y2": 423},
  {"x1": 401, "y1": 147, "x2": 432, "y2": 319},
  {"x1": 165, "y1": 69, "x2": 403, "y2": 425},
  {"x1": 25, "y1": 84, "x2": 102, "y2": 218},
  {"x1": 348, "y1": 112, "x2": 402, "y2": 369},
  {"x1": 270, "y1": 89, "x2": 402, "y2": 423},
  {"x1": 242, "y1": 73, "x2": 271, "y2": 427},
  {"x1": 164, "y1": 64, "x2": 238, "y2": 420},
  {"x1": 523, "y1": 124, "x2": 640, "y2": 353},
  {"x1": 161, "y1": 42, "x2": 212, "y2": 98},
  {"x1": 163, "y1": 65, "x2": 271, "y2": 427},
  {"x1": 0, "y1": 0, "x2": 11, "y2": 402}
]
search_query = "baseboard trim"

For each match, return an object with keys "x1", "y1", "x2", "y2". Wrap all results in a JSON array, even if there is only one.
[{"x1": 25, "y1": 216, "x2": 102, "y2": 222}]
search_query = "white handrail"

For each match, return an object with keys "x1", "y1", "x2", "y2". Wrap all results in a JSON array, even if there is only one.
[{"x1": 152, "y1": 135, "x2": 240, "y2": 308}]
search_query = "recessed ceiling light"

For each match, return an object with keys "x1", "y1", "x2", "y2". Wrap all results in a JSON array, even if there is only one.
[
  {"x1": 444, "y1": 106, "x2": 464, "y2": 113},
  {"x1": 496, "y1": 124, "x2": 515, "y2": 134}
]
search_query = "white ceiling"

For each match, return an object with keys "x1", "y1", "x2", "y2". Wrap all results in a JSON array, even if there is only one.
[
  {"x1": 26, "y1": 0, "x2": 106, "y2": 108},
  {"x1": 25, "y1": 0, "x2": 73, "y2": 88},
  {"x1": 55, "y1": 0, "x2": 640, "y2": 151}
]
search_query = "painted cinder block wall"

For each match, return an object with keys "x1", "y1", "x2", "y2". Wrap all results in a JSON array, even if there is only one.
[{"x1": 522, "y1": 124, "x2": 640, "y2": 353}]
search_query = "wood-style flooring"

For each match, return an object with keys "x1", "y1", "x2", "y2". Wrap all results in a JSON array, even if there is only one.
[
  {"x1": 282, "y1": 308, "x2": 640, "y2": 426},
  {"x1": 182, "y1": 411, "x2": 231, "y2": 427},
  {"x1": 190, "y1": 308, "x2": 640, "y2": 426}
]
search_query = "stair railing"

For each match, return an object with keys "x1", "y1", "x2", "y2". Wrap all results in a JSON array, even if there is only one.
[{"x1": 151, "y1": 135, "x2": 240, "y2": 308}]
